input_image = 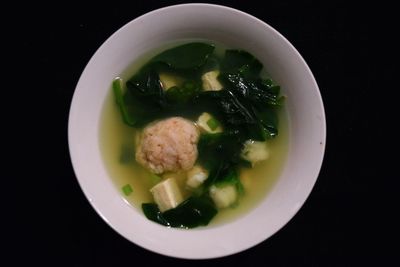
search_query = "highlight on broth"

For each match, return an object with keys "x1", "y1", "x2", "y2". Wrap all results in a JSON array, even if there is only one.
[{"x1": 109, "y1": 42, "x2": 285, "y2": 228}]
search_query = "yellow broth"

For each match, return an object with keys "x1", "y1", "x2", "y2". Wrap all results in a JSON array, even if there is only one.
[
  {"x1": 100, "y1": 92, "x2": 288, "y2": 227},
  {"x1": 99, "y1": 41, "x2": 289, "y2": 226}
]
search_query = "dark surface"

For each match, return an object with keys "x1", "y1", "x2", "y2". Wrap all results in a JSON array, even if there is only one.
[{"x1": 11, "y1": 1, "x2": 395, "y2": 266}]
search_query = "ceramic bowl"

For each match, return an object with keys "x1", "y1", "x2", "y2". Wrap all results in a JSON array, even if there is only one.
[{"x1": 68, "y1": 4, "x2": 326, "y2": 259}]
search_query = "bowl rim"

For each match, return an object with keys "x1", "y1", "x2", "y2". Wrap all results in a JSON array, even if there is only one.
[{"x1": 68, "y1": 3, "x2": 326, "y2": 259}]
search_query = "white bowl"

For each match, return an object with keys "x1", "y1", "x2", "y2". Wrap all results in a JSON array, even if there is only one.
[{"x1": 68, "y1": 4, "x2": 326, "y2": 259}]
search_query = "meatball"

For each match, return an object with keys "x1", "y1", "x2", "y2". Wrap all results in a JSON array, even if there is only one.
[{"x1": 135, "y1": 117, "x2": 200, "y2": 174}]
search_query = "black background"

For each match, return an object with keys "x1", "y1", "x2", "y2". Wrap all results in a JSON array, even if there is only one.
[{"x1": 9, "y1": 0, "x2": 396, "y2": 266}]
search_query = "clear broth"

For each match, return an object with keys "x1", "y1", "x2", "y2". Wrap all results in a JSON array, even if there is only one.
[{"x1": 99, "y1": 41, "x2": 289, "y2": 226}]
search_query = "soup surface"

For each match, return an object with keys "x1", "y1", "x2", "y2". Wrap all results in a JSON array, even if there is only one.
[{"x1": 100, "y1": 41, "x2": 289, "y2": 227}]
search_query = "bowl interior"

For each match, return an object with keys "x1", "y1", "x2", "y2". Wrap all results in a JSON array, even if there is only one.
[{"x1": 68, "y1": 4, "x2": 325, "y2": 259}]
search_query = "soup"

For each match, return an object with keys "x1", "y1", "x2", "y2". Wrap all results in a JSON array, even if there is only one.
[{"x1": 100, "y1": 42, "x2": 288, "y2": 228}]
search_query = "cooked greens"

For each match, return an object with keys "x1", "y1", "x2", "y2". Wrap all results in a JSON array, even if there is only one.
[
  {"x1": 151, "y1": 42, "x2": 215, "y2": 70},
  {"x1": 142, "y1": 195, "x2": 217, "y2": 228},
  {"x1": 113, "y1": 78, "x2": 136, "y2": 126},
  {"x1": 113, "y1": 42, "x2": 284, "y2": 228}
]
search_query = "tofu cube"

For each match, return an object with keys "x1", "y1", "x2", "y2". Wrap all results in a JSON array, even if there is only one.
[
  {"x1": 209, "y1": 184, "x2": 237, "y2": 209},
  {"x1": 240, "y1": 140, "x2": 270, "y2": 166},
  {"x1": 150, "y1": 178, "x2": 183, "y2": 212},
  {"x1": 186, "y1": 165, "x2": 209, "y2": 188},
  {"x1": 201, "y1": 70, "x2": 223, "y2": 91},
  {"x1": 196, "y1": 112, "x2": 223, "y2": 133}
]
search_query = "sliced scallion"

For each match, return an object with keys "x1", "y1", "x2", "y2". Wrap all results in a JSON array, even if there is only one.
[
  {"x1": 206, "y1": 117, "x2": 220, "y2": 131},
  {"x1": 122, "y1": 184, "x2": 133, "y2": 196}
]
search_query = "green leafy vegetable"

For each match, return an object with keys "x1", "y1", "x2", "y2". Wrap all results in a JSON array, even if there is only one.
[
  {"x1": 113, "y1": 43, "x2": 286, "y2": 228},
  {"x1": 121, "y1": 67, "x2": 166, "y2": 127},
  {"x1": 127, "y1": 67, "x2": 165, "y2": 108},
  {"x1": 198, "y1": 132, "x2": 243, "y2": 169},
  {"x1": 215, "y1": 169, "x2": 244, "y2": 196},
  {"x1": 262, "y1": 78, "x2": 274, "y2": 87},
  {"x1": 202, "y1": 54, "x2": 220, "y2": 73},
  {"x1": 219, "y1": 90, "x2": 257, "y2": 125},
  {"x1": 253, "y1": 107, "x2": 279, "y2": 139},
  {"x1": 141, "y1": 203, "x2": 169, "y2": 225},
  {"x1": 220, "y1": 50, "x2": 262, "y2": 78},
  {"x1": 219, "y1": 73, "x2": 283, "y2": 107},
  {"x1": 195, "y1": 90, "x2": 265, "y2": 141},
  {"x1": 197, "y1": 131, "x2": 248, "y2": 193},
  {"x1": 114, "y1": 43, "x2": 283, "y2": 133},
  {"x1": 142, "y1": 195, "x2": 217, "y2": 228},
  {"x1": 218, "y1": 72, "x2": 284, "y2": 140},
  {"x1": 151, "y1": 43, "x2": 215, "y2": 70},
  {"x1": 165, "y1": 81, "x2": 201, "y2": 104},
  {"x1": 113, "y1": 78, "x2": 136, "y2": 126}
]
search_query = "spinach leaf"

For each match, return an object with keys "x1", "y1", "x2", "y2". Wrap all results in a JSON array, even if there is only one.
[
  {"x1": 220, "y1": 50, "x2": 262, "y2": 78},
  {"x1": 198, "y1": 132, "x2": 243, "y2": 170},
  {"x1": 121, "y1": 90, "x2": 162, "y2": 127},
  {"x1": 116, "y1": 46, "x2": 283, "y2": 133},
  {"x1": 202, "y1": 54, "x2": 220, "y2": 73},
  {"x1": 127, "y1": 67, "x2": 165, "y2": 107},
  {"x1": 116, "y1": 45, "x2": 283, "y2": 156},
  {"x1": 219, "y1": 73, "x2": 283, "y2": 107},
  {"x1": 142, "y1": 203, "x2": 170, "y2": 226},
  {"x1": 151, "y1": 43, "x2": 215, "y2": 70},
  {"x1": 197, "y1": 130, "x2": 252, "y2": 191},
  {"x1": 165, "y1": 80, "x2": 201, "y2": 105},
  {"x1": 218, "y1": 72, "x2": 283, "y2": 139},
  {"x1": 112, "y1": 78, "x2": 137, "y2": 126},
  {"x1": 195, "y1": 90, "x2": 265, "y2": 141},
  {"x1": 219, "y1": 90, "x2": 257, "y2": 125},
  {"x1": 215, "y1": 168, "x2": 244, "y2": 196},
  {"x1": 117, "y1": 65, "x2": 170, "y2": 127},
  {"x1": 142, "y1": 195, "x2": 217, "y2": 228},
  {"x1": 253, "y1": 106, "x2": 279, "y2": 138},
  {"x1": 113, "y1": 44, "x2": 287, "y2": 228}
]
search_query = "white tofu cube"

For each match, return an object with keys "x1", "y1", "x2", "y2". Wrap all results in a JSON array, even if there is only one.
[
  {"x1": 240, "y1": 140, "x2": 270, "y2": 166},
  {"x1": 186, "y1": 165, "x2": 209, "y2": 188},
  {"x1": 209, "y1": 184, "x2": 237, "y2": 209},
  {"x1": 150, "y1": 178, "x2": 183, "y2": 212},
  {"x1": 201, "y1": 70, "x2": 223, "y2": 91},
  {"x1": 196, "y1": 112, "x2": 223, "y2": 133}
]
